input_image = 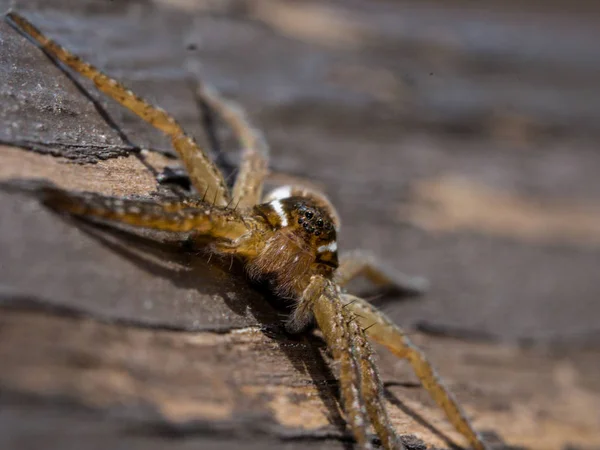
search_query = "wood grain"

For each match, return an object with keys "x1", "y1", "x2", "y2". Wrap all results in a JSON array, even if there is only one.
[{"x1": 2, "y1": 1, "x2": 600, "y2": 449}]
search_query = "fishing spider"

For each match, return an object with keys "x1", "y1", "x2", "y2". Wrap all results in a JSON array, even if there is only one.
[{"x1": 7, "y1": 12, "x2": 490, "y2": 450}]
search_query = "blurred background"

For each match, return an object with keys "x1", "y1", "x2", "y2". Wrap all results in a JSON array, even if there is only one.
[{"x1": 1, "y1": 1, "x2": 599, "y2": 449}]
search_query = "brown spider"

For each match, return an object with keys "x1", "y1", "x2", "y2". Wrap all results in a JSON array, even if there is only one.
[{"x1": 7, "y1": 12, "x2": 490, "y2": 450}]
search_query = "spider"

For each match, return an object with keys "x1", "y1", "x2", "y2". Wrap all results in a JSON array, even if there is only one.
[{"x1": 7, "y1": 12, "x2": 490, "y2": 450}]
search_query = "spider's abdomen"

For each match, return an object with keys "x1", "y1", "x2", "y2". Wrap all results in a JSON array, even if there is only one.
[{"x1": 248, "y1": 195, "x2": 338, "y2": 297}]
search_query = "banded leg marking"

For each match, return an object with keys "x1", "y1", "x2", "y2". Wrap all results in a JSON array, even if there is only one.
[{"x1": 38, "y1": 185, "x2": 247, "y2": 240}]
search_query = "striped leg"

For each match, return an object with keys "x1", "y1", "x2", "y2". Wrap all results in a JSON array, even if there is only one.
[
  {"x1": 335, "y1": 250, "x2": 429, "y2": 296},
  {"x1": 7, "y1": 12, "x2": 231, "y2": 207},
  {"x1": 196, "y1": 84, "x2": 269, "y2": 208},
  {"x1": 301, "y1": 277, "x2": 372, "y2": 449},
  {"x1": 35, "y1": 184, "x2": 248, "y2": 241},
  {"x1": 346, "y1": 315, "x2": 403, "y2": 450},
  {"x1": 343, "y1": 294, "x2": 491, "y2": 450}
]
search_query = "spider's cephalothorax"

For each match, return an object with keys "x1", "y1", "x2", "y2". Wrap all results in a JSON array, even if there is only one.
[
  {"x1": 250, "y1": 194, "x2": 339, "y2": 294},
  {"x1": 7, "y1": 12, "x2": 492, "y2": 450}
]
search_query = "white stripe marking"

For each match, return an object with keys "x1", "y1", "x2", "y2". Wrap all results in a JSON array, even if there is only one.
[
  {"x1": 270, "y1": 200, "x2": 288, "y2": 227},
  {"x1": 265, "y1": 185, "x2": 293, "y2": 202},
  {"x1": 317, "y1": 241, "x2": 337, "y2": 253}
]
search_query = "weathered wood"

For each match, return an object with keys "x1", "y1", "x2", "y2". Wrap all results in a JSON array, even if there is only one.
[
  {"x1": 1, "y1": 307, "x2": 599, "y2": 449},
  {"x1": 1, "y1": 1, "x2": 600, "y2": 449}
]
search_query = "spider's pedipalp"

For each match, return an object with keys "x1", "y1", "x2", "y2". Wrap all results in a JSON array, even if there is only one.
[
  {"x1": 195, "y1": 84, "x2": 269, "y2": 208},
  {"x1": 343, "y1": 294, "x2": 491, "y2": 450},
  {"x1": 7, "y1": 12, "x2": 231, "y2": 207},
  {"x1": 335, "y1": 250, "x2": 429, "y2": 296},
  {"x1": 301, "y1": 276, "x2": 372, "y2": 449}
]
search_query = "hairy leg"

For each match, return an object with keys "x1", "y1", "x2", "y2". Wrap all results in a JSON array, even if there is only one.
[
  {"x1": 28, "y1": 183, "x2": 249, "y2": 241},
  {"x1": 343, "y1": 294, "x2": 490, "y2": 450},
  {"x1": 196, "y1": 84, "x2": 269, "y2": 208},
  {"x1": 346, "y1": 315, "x2": 403, "y2": 450},
  {"x1": 7, "y1": 12, "x2": 230, "y2": 207},
  {"x1": 335, "y1": 250, "x2": 429, "y2": 296},
  {"x1": 300, "y1": 277, "x2": 372, "y2": 449}
]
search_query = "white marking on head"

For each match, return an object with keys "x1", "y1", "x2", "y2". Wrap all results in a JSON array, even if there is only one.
[
  {"x1": 264, "y1": 185, "x2": 293, "y2": 202},
  {"x1": 317, "y1": 241, "x2": 337, "y2": 254},
  {"x1": 270, "y1": 199, "x2": 288, "y2": 227}
]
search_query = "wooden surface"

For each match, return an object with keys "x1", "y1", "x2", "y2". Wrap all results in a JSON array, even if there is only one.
[{"x1": 1, "y1": 1, "x2": 600, "y2": 449}]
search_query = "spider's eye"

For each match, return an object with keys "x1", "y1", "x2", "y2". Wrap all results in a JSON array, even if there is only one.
[
  {"x1": 316, "y1": 218, "x2": 323, "y2": 227},
  {"x1": 314, "y1": 230, "x2": 321, "y2": 236},
  {"x1": 305, "y1": 211, "x2": 313, "y2": 219},
  {"x1": 298, "y1": 218, "x2": 304, "y2": 224},
  {"x1": 323, "y1": 222, "x2": 332, "y2": 230}
]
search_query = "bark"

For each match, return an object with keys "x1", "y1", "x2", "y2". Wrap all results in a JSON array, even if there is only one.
[{"x1": 1, "y1": 1, "x2": 599, "y2": 449}]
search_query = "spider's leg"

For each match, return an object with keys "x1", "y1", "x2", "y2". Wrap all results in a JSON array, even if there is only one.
[
  {"x1": 343, "y1": 294, "x2": 490, "y2": 450},
  {"x1": 299, "y1": 276, "x2": 372, "y2": 449},
  {"x1": 346, "y1": 314, "x2": 404, "y2": 450},
  {"x1": 335, "y1": 250, "x2": 429, "y2": 296},
  {"x1": 7, "y1": 12, "x2": 230, "y2": 207},
  {"x1": 32, "y1": 183, "x2": 248, "y2": 239},
  {"x1": 196, "y1": 84, "x2": 269, "y2": 208}
]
